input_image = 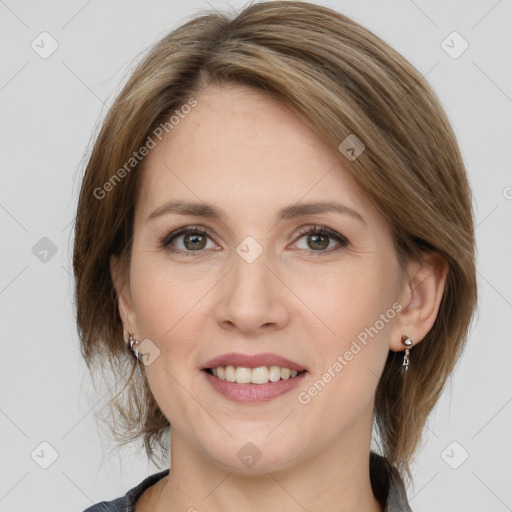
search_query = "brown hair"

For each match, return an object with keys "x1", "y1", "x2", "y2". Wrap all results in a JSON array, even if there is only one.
[{"x1": 73, "y1": 0, "x2": 477, "y2": 479}]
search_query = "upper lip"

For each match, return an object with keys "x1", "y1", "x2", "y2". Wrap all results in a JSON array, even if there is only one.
[{"x1": 202, "y1": 352, "x2": 308, "y2": 372}]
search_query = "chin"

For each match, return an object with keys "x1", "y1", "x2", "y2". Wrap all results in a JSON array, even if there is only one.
[{"x1": 200, "y1": 433, "x2": 305, "y2": 475}]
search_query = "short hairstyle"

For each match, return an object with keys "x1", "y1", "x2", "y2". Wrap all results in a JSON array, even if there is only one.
[{"x1": 73, "y1": 0, "x2": 477, "y2": 479}]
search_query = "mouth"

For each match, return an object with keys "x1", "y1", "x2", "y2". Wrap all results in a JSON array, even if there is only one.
[
  {"x1": 203, "y1": 366, "x2": 308, "y2": 385},
  {"x1": 201, "y1": 352, "x2": 308, "y2": 379},
  {"x1": 202, "y1": 365, "x2": 308, "y2": 403}
]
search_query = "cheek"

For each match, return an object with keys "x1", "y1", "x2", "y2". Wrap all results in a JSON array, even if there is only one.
[
  {"x1": 294, "y1": 258, "x2": 398, "y2": 339},
  {"x1": 130, "y1": 252, "x2": 198, "y2": 334},
  {"x1": 295, "y1": 260, "x2": 397, "y2": 409},
  {"x1": 128, "y1": 258, "x2": 199, "y2": 388},
  {"x1": 129, "y1": 257, "x2": 208, "y2": 426}
]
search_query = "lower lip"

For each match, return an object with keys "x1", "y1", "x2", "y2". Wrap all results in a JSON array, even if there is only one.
[{"x1": 202, "y1": 370, "x2": 307, "y2": 403}]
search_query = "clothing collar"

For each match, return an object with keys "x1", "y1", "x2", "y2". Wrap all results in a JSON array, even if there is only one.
[
  {"x1": 370, "y1": 451, "x2": 413, "y2": 511},
  {"x1": 84, "y1": 451, "x2": 412, "y2": 511}
]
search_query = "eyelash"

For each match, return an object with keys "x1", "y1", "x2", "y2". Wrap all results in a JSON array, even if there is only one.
[{"x1": 159, "y1": 225, "x2": 349, "y2": 257}]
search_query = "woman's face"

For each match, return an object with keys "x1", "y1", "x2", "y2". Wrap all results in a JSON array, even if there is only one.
[{"x1": 115, "y1": 84, "x2": 408, "y2": 473}]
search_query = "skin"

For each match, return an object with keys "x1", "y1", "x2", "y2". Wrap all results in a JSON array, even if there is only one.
[{"x1": 111, "y1": 83, "x2": 448, "y2": 512}]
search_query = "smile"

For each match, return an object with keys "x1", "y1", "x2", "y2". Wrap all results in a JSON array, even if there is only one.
[
  {"x1": 205, "y1": 365, "x2": 306, "y2": 384},
  {"x1": 203, "y1": 366, "x2": 308, "y2": 403}
]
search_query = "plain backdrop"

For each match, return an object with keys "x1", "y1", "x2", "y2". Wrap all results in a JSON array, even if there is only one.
[{"x1": 1, "y1": 1, "x2": 511, "y2": 511}]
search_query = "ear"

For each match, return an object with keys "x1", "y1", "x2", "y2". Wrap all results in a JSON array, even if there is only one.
[
  {"x1": 390, "y1": 250, "x2": 448, "y2": 352},
  {"x1": 110, "y1": 254, "x2": 138, "y2": 344}
]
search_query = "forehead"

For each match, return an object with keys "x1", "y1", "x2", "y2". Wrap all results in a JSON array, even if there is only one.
[{"x1": 136, "y1": 84, "x2": 378, "y2": 225}]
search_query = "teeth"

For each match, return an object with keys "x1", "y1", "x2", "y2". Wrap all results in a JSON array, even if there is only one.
[
  {"x1": 268, "y1": 366, "x2": 281, "y2": 382},
  {"x1": 209, "y1": 365, "x2": 302, "y2": 384},
  {"x1": 235, "y1": 367, "x2": 252, "y2": 384},
  {"x1": 225, "y1": 365, "x2": 236, "y2": 382},
  {"x1": 251, "y1": 366, "x2": 269, "y2": 384}
]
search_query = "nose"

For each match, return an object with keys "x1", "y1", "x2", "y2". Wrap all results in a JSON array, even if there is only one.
[{"x1": 214, "y1": 246, "x2": 290, "y2": 335}]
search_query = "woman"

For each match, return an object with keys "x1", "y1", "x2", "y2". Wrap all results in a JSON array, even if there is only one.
[{"x1": 73, "y1": 1, "x2": 477, "y2": 511}]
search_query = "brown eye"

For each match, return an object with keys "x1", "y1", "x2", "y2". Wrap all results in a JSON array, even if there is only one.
[
  {"x1": 294, "y1": 226, "x2": 348, "y2": 254},
  {"x1": 161, "y1": 226, "x2": 217, "y2": 256},
  {"x1": 306, "y1": 232, "x2": 330, "y2": 251},
  {"x1": 181, "y1": 232, "x2": 207, "y2": 250}
]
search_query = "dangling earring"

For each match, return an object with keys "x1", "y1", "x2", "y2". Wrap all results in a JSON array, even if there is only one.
[
  {"x1": 401, "y1": 334, "x2": 413, "y2": 374},
  {"x1": 128, "y1": 333, "x2": 140, "y2": 361}
]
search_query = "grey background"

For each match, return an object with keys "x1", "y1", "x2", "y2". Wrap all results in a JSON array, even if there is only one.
[{"x1": 1, "y1": 1, "x2": 511, "y2": 511}]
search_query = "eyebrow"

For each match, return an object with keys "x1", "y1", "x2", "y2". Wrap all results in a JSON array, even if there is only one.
[{"x1": 146, "y1": 199, "x2": 366, "y2": 225}]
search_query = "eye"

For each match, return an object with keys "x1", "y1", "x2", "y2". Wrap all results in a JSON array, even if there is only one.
[
  {"x1": 160, "y1": 225, "x2": 218, "y2": 256},
  {"x1": 160, "y1": 224, "x2": 349, "y2": 257},
  {"x1": 293, "y1": 225, "x2": 348, "y2": 254}
]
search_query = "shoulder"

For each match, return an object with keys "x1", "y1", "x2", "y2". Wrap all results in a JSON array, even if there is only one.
[{"x1": 81, "y1": 469, "x2": 170, "y2": 512}]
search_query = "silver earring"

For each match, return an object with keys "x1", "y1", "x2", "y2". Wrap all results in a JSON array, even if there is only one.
[
  {"x1": 128, "y1": 333, "x2": 140, "y2": 361},
  {"x1": 401, "y1": 334, "x2": 413, "y2": 374}
]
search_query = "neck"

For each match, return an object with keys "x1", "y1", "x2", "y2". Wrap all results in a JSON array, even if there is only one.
[{"x1": 152, "y1": 429, "x2": 383, "y2": 512}]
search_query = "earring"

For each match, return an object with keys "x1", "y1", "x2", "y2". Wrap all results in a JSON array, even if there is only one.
[
  {"x1": 128, "y1": 333, "x2": 140, "y2": 361},
  {"x1": 400, "y1": 334, "x2": 413, "y2": 375}
]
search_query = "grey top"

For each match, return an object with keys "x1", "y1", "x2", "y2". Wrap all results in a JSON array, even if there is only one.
[{"x1": 82, "y1": 452, "x2": 412, "y2": 511}]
